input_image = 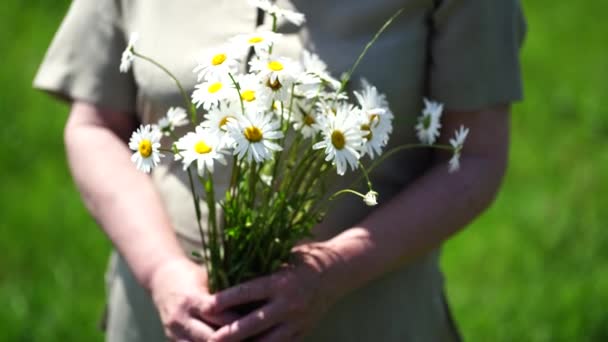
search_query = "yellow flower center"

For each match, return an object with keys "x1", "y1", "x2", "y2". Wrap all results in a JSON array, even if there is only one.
[
  {"x1": 268, "y1": 61, "x2": 284, "y2": 71},
  {"x1": 331, "y1": 130, "x2": 346, "y2": 150},
  {"x1": 241, "y1": 90, "x2": 256, "y2": 102},
  {"x1": 219, "y1": 115, "x2": 235, "y2": 130},
  {"x1": 138, "y1": 139, "x2": 153, "y2": 158},
  {"x1": 244, "y1": 126, "x2": 263, "y2": 143},
  {"x1": 208, "y1": 82, "x2": 223, "y2": 93},
  {"x1": 370, "y1": 114, "x2": 380, "y2": 127},
  {"x1": 194, "y1": 140, "x2": 212, "y2": 154},
  {"x1": 211, "y1": 53, "x2": 227, "y2": 66},
  {"x1": 248, "y1": 36, "x2": 264, "y2": 44},
  {"x1": 266, "y1": 78, "x2": 282, "y2": 91},
  {"x1": 361, "y1": 124, "x2": 373, "y2": 140},
  {"x1": 304, "y1": 114, "x2": 315, "y2": 126}
]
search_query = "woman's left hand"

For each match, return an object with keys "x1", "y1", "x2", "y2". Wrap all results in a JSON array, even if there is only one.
[{"x1": 208, "y1": 243, "x2": 341, "y2": 342}]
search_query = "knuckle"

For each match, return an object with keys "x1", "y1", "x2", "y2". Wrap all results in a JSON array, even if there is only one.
[{"x1": 165, "y1": 309, "x2": 186, "y2": 330}]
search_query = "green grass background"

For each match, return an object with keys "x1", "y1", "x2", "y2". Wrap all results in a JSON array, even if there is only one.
[{"x1": 1, "y1": 1, "x2": 606, "y2": 341}]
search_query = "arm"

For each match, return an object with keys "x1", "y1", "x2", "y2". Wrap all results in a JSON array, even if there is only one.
[
  {"x1": 64, "y1": 101, "x2": 235, "y2": 340},
  {"x1": 321, "y1": 105, "x2": 509, "y2": 293},
  {"x1": 64, "y1": 101, "x2": 184, "y2": 289},
  {"x1": 210, "y1": 104, "x2": 510, "y2": 341}
]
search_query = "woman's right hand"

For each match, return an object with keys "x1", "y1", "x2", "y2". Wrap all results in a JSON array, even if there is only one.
[{"x1": 149, "y1": 257, "x2": 238, "y2": 341}]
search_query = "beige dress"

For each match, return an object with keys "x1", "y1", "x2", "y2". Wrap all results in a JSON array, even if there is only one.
[{"x1": 35, "y1": 0, "x2": 525, "y2": 340}]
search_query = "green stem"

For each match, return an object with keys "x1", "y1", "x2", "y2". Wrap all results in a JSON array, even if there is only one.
[
  {"x1": 328, "y1": 188, "x2": 367, "y2": 201},
  {"x1": 269, "y1": 14, "x2": 278, "y2": 55},
  {"x1": 185, "y1": 167, "x2": 210, "y2": 271},
  {"x1": 336, "y1": 8, "x2": 404, "y2": 98},
  {"x1": 351, "y1": 143, "x2": 454, "y2": 189},
  {"x1": 357, "y1": 160, "x2": 373, "y2": 191},
  {"x1": 248, "y1": 162, "x2": 258, "y2": 208},
  {"x1": 228, "y1": 72, "x2": 246, "y2": 116},
  {"x1": 133, "y1": 51, "x2": 198, "y2": 124}
]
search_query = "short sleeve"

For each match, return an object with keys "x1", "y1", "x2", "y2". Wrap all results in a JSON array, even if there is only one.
[
  {"x1": 429, "y1": 0, "x2": 526, "y2": 111},
  {"x1": 33, "y1": 0, "x2": 136, "y2": 113}
]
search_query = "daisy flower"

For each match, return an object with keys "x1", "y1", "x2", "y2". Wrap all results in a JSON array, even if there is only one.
[
  {"x1": 301, "y1": 50, "x2": 341, "y2": 89},
  {"x1": 292, "y1": 102, "x2": 321, "y2": 139},
  {"x1": 226, "y1": 112, "x2": 283, "y2": 163},
  {"x1": 248, "y1": 0, "x2": 306, "y2": 26},
  {"x1": 448, "y1": 125, "x2": 470, "y2": 173},
  {"x1": 250, "y1": 56, "x2": 299, "y2": 105},
  {"x1": 231, "y1": 31, "x2": 281, "y2": 55},
  {"x1": 175, "y1": 126, "x2": 227, "y2": 176},
  {"x1": 295, "y1": 72, "x2": 323, "y2": 100},
  {"x1": 313, "y1": 103, "x2": 365, "y2": 175},
  {"x1": 128, "y1": 124, "x2": 163, "y2": 173},
  {"x1": 192, "y1": 76, "x2": 231, "y2": 111},
  {"x1": 120, "y1": 32, "x2": 139, "y2": 73},
  {"x1": 157, "y1": 107, "x2": 189, "y2": 135},
  {"x1": 234, "y1": 74, "x2": 267, "y2": 111},
  {"x1": 415, "y1": 98, "x2": 443, "y2": 145},
  {"x1": 249, "y1": 56, "x2": 299, "y2": 87},
  {"x1": 201, "y1": 101, "x2": 243, "y2": 147},
  {"x1": 363, "y1": 190, "x2": 379, "y2": 206},
  {"x1": 354, "y1": 79, "x2": 393, "y2": 159},
  {"x1": 193, "y1": 45, "x2": 241, "y2": 82}
]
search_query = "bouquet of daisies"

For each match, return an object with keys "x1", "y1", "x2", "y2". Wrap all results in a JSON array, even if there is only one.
[{"x1": 122, "y1": 1, "x2": 468, "y2": 292}]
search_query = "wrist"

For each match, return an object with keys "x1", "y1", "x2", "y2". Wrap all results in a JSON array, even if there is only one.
[
  {"x1": 293, "y1": 239, "x2": 356, "y2": 303},
  {"x1": 144, "y1": 254, "x2": 195, "y2": 292},
  {"x1": 316, "y1": 228, "x2": 375, "y2": 299}
]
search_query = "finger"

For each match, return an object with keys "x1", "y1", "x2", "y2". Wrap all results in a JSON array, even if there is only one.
[
  {"x1": 211, "y1": 300, "x2": 284, "y2": 342},
  {"x1": 209, "y1": 276, "x2": 274, "y2": 313},
  {"x1": 184, "y1": 293, "x2": 240, "y2": 327},
  {"x1": 191, "y1": 307, "x2": 241, "y2": 327},
  {"x1": 169, "y1": 318, "x2": 215, "y2": 342}
]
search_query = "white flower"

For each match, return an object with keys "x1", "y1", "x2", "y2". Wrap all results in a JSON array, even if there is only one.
[
  {"x1": 248, "y1": 0, "x2": 306, "y2": 26},
  {"x1": 201, "y1": 101, "x2": 243, "y2": 147},
  {"x1": 415, "y1": 98, "x2": 443, "y2": 145},
  {"x1": 448, "y1": 125, "x2": 469, "y2": 173},
  {"x1": 120, "y1": 32, "x2": 139, "y2": 73},
  {"x1": 192, "y1": 76, "x2": 231, "y2": 110},
  {"x1": 363, "y1": 191, "x2": 378, "y2": 206},
  {"x1": 193, "y1": 45, "x2": 241, "y2": 81},
  {"x1": 234, "y1": 74, "x2": 267, "y2": 111},
  {"x1": 292, "y1": 101, "x2": 321, "y2": 139},
  {"x1": 354, "y1": 79, "x2": 393, "y2": 159},
  {"x1": 227, "y1": 112, "x2": 283, "y2": 163},
  {"x1": 128, "y1": 124, "x2": 162, "y2": 173},
  {"x1": 175, "y1": 126, "x2": 227, "y2": 176},
  {"x1": 301, "y1": 50, "x2": 341, "y2": 89},
  {"x1": 231, "y1": 31, "x2": 281, "y2": 55},
  {"x1": 157, "y1": 107, "x2": 189, "y2": 135},
  {"x1": 249, "y1": 57, "x2": 299, "y2": 105},
  {"x1": 249, "y1": 56, "x2": 299, "y2": 87},
  {"x1": 313, "y1": 103, "x2": 365, "y2": 175},
  {"x1": 295, "y1": 72, "x2": 323, "y2": 100}
]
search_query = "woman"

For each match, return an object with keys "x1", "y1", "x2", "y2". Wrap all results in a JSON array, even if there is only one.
[{"x1": 35, "y1": 0, "x2": 525, "y2": 340}]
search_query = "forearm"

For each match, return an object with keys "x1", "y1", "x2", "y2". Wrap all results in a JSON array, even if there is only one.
[
  {"x1": 64, "y1": 103, "x2": 186, "y2": 290},
  {"x1": 318, "y1": 154, "x2": 503, "y2": 296},
  {"x1": 312, "y1": 106, "x2": 510, "y2": 299}
]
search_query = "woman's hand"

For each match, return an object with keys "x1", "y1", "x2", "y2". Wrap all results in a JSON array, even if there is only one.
[
  {"x1": 149, "y1": 257, "x2": 239, "y2": 341},
  {"x1": 208, "y1": 243, "x2": 342, "y2": 342}
]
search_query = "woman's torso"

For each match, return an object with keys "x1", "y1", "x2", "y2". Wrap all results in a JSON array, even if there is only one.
[{"x1": 122, "y1": 0, "x2": 455, "y2": 339}]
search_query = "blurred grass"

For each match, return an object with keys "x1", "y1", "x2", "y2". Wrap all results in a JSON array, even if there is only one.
[
  {"x1": 442, "y1": 1, "x2": 608, "y2": 341},
  {"x1": 0, "y1": 0, "x2": 606, "y2": 341}
]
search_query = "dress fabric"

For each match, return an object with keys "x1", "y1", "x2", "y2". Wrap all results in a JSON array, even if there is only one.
[{"x1": 35, "y1": 0, "x2": 525, "y2": 340}]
